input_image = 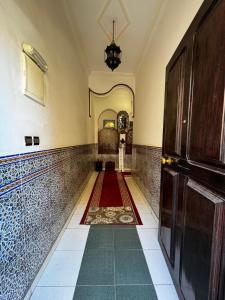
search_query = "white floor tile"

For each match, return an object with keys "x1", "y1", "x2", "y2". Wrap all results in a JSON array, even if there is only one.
[
  {"x1": 154, "y1": 285, "x2": 179, "y2": 300},
  {"x1": 135, "y1": 202, "x2": 152, "y2": 213},
  {"x1": 56, "y1": 229, "x2": 89, "y2": 251},
  {"x1": 136, "y1": 213, "x2": 158, "y2": 228},
  {"x1": 30, "y1": 287, "x2": 75, "y2": 300},
  {"x1": 68, "y1": 214, "x2": 82, "y2": 227},
  {"x1": 37, "y1": 251, "x2": 83, "y2": 287},
  {"x1": 74, "y1": 202, "x2": 87, "y2": 214},
  {"x1": 125, "y1": 177, "x2": 158, "y2": 217},
  {"x1": 137, "y1": 228, "x2": 160, "y2": 250},
  {"x1": 67, "y1": 214, "x2": 89, "y2": 229},
  {"x1": 144, "y1": 250, "x2": 173, "y2": 284}
]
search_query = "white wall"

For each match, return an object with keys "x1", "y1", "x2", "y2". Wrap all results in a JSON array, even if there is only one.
[
  {"x1": 89, "y1": 71, "x2": 135, "y2": 92},
  {"x1": 134, "y1": 0, "x2": 203, "y2": 147},
  {"x1": 0, "y1": 0, "x2": 94, "y2": 156}
]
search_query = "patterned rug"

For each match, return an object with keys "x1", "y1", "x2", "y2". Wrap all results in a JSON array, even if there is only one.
[{"x1": 80, "y1": 171, "x2": 142, "y2": 225}]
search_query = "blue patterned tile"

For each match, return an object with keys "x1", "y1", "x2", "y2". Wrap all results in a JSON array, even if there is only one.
[
  {"x1": 0, "y1": 159, "x2": 21, "y2": 188},
  {"x1": 0, "y1": 144, "x2": 95, "y2": 300},
  {"x1": 132, "y1": 145, "x2": 161, "y2": 217}
]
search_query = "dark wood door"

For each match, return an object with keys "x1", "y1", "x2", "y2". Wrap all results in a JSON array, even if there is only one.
[
  {"x1": 188, "y1": 0, "x2": 225, "y2": 167},
  {"x1": 180, "y1": 179, "x2": 224, "y2": 300},
  {"x1": 159, "y1": 1, "x2": 225, "y2": 300},
  {"x1": 160, "y1": 167, "x2": 179, "y2": 265},
  {"x1": 163, "y1": 49, "x2": 186, "y2": 158}
]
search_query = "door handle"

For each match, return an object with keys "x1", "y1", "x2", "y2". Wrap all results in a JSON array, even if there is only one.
[{"x1": 161, "y1": 157, "x2": 173, "y2": 165}]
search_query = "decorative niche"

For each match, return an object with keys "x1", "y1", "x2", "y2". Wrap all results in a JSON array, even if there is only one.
[
  {"x1": 22, "y1": 43, "x2": 48, "y2": 105},
  {"x1": 117, "y1": 111, "x2": 129, "y2": 133}
]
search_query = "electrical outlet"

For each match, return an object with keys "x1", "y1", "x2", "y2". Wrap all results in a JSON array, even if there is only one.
[{"x1": 25, "y1": 136, "x2": 32, "y2": 146}]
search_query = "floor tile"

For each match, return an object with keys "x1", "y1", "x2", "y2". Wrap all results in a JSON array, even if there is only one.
[
  {"x1": 135, "y1": 202, "x2": 152, "y2": 213},
  {"x1": 67, "y1": 214, "x2": 88, "y2": 229},
  {"x1": 114, "y1": 228, "x2": 142, "y2": 249},
  {"x1": 136, "y1": 213, "x2": 158, "y2": 229},
  {"x1": 56, "y1": 229, "x2": 89, "y2": 251},
  {"x1": 155, "y1": 285, "x2": 179, "y2": 300},
  {"x1": 73, "y1": 286, "x2": 115, "y2": 300},
  {"x1": 137, "y1": 228, "x2": 160, "y2": 250},
  {"x1": 37, "y1": 251, "x2": 83, "y2": 286},
  {"x1": 144, "y1": 250, "x2": 173, "y2": 284},
  {"x1": 90, "y1": 225, "x2": 135, "y2": 229},
  {"x1": 74, "y1": 203, "x2": 88, "y2": 214},
  {"x1": 30, "y1": 287, "x2": 75, "y2": 300},
  {"x1": 116, "y1": 285, "x2": 157, "y2": 300},
  {"x1": 76, "y1": 249, "x2": 114, "y2": 285},
  {"x1": 86, "y1": 228, "x2": 114, "y2": 249},
  {"x1": 115, "y1": 250, "x2": 152, "y2": 285}
]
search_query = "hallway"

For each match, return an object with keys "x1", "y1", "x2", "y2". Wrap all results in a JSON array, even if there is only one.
[
  {"x1": 29, "y1": 173, "x2": 178, "y2": 300},
  {"x1": 1, "y1": 0, "x2": 225, "y2": 299}
]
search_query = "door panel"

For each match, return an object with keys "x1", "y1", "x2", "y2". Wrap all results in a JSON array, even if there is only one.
[
  {"x1": 164, "y1": 49, "x2": 186, "y2": 157},
  {"x1": 180, "y1": 179, "x2": 224, "y2": 300},
  {"x1": 173, "y1": 174, "x2": 186, "y2": 283},
  {"x1": 159, "y1": 1, "x2": 225, "y2": 299},
  {"x1": 160, "y1": 167, "x2": 179, "y2": 265},
  {"x1": 188, "y1": 0, "x2": 225, "y2": 166}
]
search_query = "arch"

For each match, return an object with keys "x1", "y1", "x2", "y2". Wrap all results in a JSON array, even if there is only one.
[
  {"x1": 98, "y1": 108, "x2": 118, "y2": 122},
  {"x1": 98, "y1": 109, "x2": 118, "y2": 131},
  {"x1": 89, "y1": 83, "x2": 135, "y2": 118}
]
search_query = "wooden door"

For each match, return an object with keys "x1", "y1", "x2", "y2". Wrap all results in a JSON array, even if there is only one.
[
  {"x1": 180, "y1": 179, "x2": 224, "y2": 300},
  {"x1": 188, "y1": 0, "x2": 225, "y2": 167},
  {"x1": 160, "y1": 167, "x2": 179, "y2": 265},
  {"x1": 159, "y1": 1, "x2": 225, "y2": 299},
  {"x1": 160, "y1": 45, "x2": 188, "y2": 265},
  {"x1": 163, "y1": 49, "x2": 186, "y2": 158}
]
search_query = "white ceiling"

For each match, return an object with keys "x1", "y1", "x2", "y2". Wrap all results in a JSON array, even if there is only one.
[{"x1": 62, "y1": 0, "x2": 163, "y2": 73}]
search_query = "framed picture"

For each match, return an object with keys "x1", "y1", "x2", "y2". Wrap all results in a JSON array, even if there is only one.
[{"x1": 103, "y1": 120, "x2": 115, "y2": 128}]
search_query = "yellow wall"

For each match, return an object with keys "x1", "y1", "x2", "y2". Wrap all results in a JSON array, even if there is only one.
[
  {"x1": 92, "y1": 88, "x2": 133, "y2": 142},
  {"x1": 134, "y1": 0, "x2": 203, "y2": 147},
  {"x1": 0, "y1": 0, "x2": 94, "y2": 156}
]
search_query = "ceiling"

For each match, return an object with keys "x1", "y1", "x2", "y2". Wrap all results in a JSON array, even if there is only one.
[{"x1": 62, "y1": 0, "x2": 163, "y2": 73}]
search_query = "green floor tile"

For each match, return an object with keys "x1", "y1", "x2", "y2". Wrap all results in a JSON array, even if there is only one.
[
  {"x1": 86, "y1": 228, "x2": 114, "y2": 249},
  {"x1": 116, "y1": 285, "x2": 158, "y2": 300},
  {"x1": 73, "y1": 286, "x2": 115, "y2": 300},
  {"x1": 115, "y1": 250, "x2": 152, "y2": 284},
  {"x1": 114, "y1": 229, "x2": 142, "y2": 249},
  {"x1": 77, "y1": 249, "x2": 114, "y2": 285},
  {"x1": 90, "y1": 225, "x2": 135, "y2": 229}
]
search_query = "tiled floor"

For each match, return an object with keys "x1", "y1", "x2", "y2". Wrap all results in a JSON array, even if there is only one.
[
  {"x1": 74, "y1": 226, "x2": 158, "y2": 299},
  {"x1": 30, "y1": 173, "x2": 179, "y2": 300}
]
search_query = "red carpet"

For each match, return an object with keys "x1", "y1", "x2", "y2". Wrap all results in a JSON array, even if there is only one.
[
  {"x1": 80, "y1": 171, "x2": 142, "y2": 225},
  {"x1": 100, "y1": 171, "x2": 123, "y2": 207}
]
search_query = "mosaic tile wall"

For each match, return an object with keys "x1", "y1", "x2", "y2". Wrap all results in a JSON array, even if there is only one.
[
  {"x1": 94, "y1": 144, "x2": 132, "y2": 170},
  {"x1": 0, "y1": 144, "x2": 95, "y2": 300},
  {"x1": 132, "y1": 145, "x2": 162, "y2": 217}
]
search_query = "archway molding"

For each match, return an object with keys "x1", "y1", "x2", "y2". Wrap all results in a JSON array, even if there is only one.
[{"x1": 89, "y1": 83, "x2": 135, "y2": 118}]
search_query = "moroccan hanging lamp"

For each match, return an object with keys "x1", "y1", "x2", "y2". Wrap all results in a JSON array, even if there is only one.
[{"x1": 104, "y1": 20, "x2": 122, "y2": 71}]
